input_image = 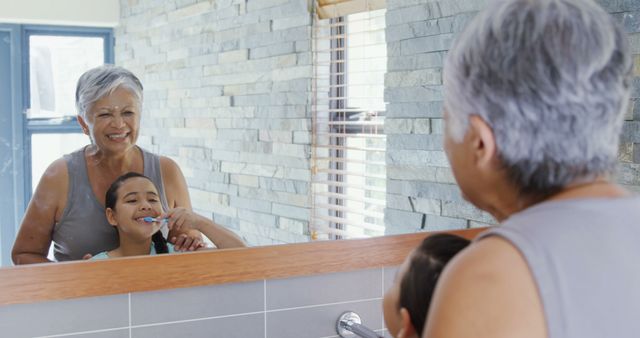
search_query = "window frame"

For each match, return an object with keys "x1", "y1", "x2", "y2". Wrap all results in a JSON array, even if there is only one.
[
  {"x1": 0, "y1": 23, "x2": 113, "y2": 266},
  {"x1": 0, "y1": 24, "x2": 24, "y2": 266},
  {"x1": 21, "y1": 25, "x2": 114, "y2": 203}
]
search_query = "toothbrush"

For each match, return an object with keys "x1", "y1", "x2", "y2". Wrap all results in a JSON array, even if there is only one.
[
  {"x1": 142, "y1": 216, "x2": 168, "y2": 224},
  {"x1": 142, "y1": 217, "x2": 169, "y2": 238}
]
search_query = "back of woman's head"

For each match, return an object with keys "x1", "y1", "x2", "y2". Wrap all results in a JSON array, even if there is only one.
[
  {"x1": 399, "y1": 233, "x2": 471, "y2": 336},
  {"x1": 75, "y1": 64, "x2": 143, "y2": 118},
  {"x1": 105, "y1": 172, "x2": 168, "y2": 254},
  {"x1": 444, "y1": 0, "x2": 632, "y2": 197}
]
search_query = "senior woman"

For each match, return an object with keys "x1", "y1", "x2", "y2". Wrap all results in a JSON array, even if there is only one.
[
  {"x1": 12, "y1": 65, "x2": 210, "y2": 264},
  {"x1": 423, "y1": 0, "x2": 639, "y2": 337}
]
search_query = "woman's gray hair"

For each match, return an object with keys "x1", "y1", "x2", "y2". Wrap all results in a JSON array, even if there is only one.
[
  {"x1": 443, "y1": 0, "x2": 632, "y2": 195},
  {"x1": 75, "y1": 64, "x2": 143, "y2": 117}
]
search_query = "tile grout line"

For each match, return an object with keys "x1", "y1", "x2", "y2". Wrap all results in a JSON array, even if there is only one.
[
  {"x1": 34, "y1": 293, "x2": 383, "y2": 337},
  {"x1": 381, "y1": 267, "x2": 385, "y2": 331},
  {"x1": 264, "y1": 279, "x2": 267, "y2": 338},
  {"x1": 129, "y1": 297, "x2": 383, "y2": 330},
  {"x1": 32, "y1": 326, "x2": 130, "y2": 338},
  {"x1": 130, "y1": 311, "x2": 265, "y2": 329},
  {"x1": 34, "y1": 325, "x2": 390, "y2": 338},
  {"x1": 35, "y1": 296, "x2": 383, "y2": 338},
  {"x1": 129, "y1": 293, "x2": 132, "y2": 338},
  {"x1": 267, "y1": 296, "x2": 383, "y2": 313}
]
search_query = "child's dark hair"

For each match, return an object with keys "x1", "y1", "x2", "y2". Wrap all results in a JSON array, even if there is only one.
[
  {"x1": 399, "y1": 233, "x2": 470, "y2": 336},
  {"x1": 105, "y1": 172, "x2": 168, "y2": 254}
]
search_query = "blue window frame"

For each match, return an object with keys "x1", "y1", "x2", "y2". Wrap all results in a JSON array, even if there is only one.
[{"x1": 0, "y1": 24, "x2": 113, "y2": 266}]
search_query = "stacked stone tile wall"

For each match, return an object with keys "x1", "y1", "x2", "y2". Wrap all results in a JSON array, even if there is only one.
[
  {"x1": 384, "y1": 0, "x2": 640, "y2": 234},
  {"x1": 115, "y1": 0, "x2": 640, "y2": 241},
  {"x1": 116, "y1": 0, "x2": 313, "y2": 245}
]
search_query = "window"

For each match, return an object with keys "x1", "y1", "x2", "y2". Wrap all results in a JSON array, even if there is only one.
[
  {"x1": 25, "y1": 28, "x2": 112, "y2": 194},
  {"x1": 311, "y1": 9, "x2": 387, "y2": 239},
  {"x1": 0, "y1": 24, "x2": 113, "y2": 266}
]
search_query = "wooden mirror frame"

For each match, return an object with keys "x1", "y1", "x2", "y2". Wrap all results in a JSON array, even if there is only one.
[{"x1": 0, "y1": 228, "x2": 486, "y2": 305}]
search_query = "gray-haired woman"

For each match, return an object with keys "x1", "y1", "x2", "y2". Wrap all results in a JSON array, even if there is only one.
[
  {"x1": 424, "y1": 0, "x2": 639, "y2": 337},
  {"x1": 12, "y1": 65, "x2": 220, "y2": 263}
]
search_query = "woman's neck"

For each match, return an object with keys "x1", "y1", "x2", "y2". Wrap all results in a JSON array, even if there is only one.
[
  {"x1": 489, "y1": 178, "x2": 630, "y2": 222},
  {"x1": 86, "y1": 145, "x2": 140, "y2": 173},
  {"x1": 547, "y1": 179, "x2": 630, "y2": 201}
]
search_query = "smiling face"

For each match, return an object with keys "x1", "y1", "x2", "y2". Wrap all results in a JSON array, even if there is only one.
[
  {"x1": 78, "y1": 87, "x2": 141, "y2": 154},
  {"x1": 105, "y1": 177, "x2": 164, "y2": 242}
]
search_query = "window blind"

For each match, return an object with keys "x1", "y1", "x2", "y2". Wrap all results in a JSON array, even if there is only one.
[{"x1": 311, "y1": 8, "x2": 387, "y2": 240}]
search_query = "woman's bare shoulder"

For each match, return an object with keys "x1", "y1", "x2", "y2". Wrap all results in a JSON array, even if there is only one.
[
  {"x1": 39, "y1": 157, "x2": 69, "y2": 191},
  {"x1": 159, "y1": 155, "x2": 180, "y2": 174},
  {"x1": 158, "y1": 155, "x2": 191, "y2": 208},
  {"x1": 158, "y1": 155, "x2": 187, "y2": 185},
  {"x1": 24, "y1": 157, "x2": 70, "y2": 224}
]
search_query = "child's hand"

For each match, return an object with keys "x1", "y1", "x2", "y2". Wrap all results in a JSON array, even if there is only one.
[
  {"x1": 171, "y1": 233, "x2": 206, "y2": 252},
  {"x1": 161, "y1": 208, "x2": 207, "y2": 251},
  {"x1": 161, "y1": 207, "x2": 202, "y2": 233}
]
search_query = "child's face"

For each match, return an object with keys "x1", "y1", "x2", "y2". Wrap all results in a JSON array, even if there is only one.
[
  {"x1": 106, "y1": 177, "x2": 164, "y2": 241},
  {"x1": 383, "y1": 253, "x2": 413, "y2": 338}
]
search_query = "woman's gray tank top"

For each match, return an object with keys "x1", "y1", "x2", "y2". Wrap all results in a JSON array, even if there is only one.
[
  {"x1": 52, "y1": 146, "x2": 169, "y2": 261},
  {"x1": 478, "y1": 196, "x2": 640, "y2": 338}
]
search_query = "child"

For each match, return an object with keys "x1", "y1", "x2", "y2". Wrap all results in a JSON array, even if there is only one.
[
  {"x1": 383, "y1": 233, "x2": 470, "y2": 338},
  {"x1": 92, "y1": 172, "x2": 245, "y2": 259}
]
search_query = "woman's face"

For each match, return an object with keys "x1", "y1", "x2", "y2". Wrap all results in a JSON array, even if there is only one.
[
  {"x1": 81, "y1": 87, "x2": 141, "y2": 154},
  {"x1": 383, "y1": 254, "x2": 412, "y2": 338},
  {"x1": 106, "y1": 177, "x2": 164, "y2": 241}
]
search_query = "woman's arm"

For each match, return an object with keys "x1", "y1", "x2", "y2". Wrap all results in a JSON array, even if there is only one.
[
  {"x1": 423, "y1": 237, "x2": 546, "y2": 338},
  {"x1": 11, "y1": 158, "x2": 69, "y2": 264},
  {"x1": 165, "y1": 207, "x2": 246, "y2": 249},
  {"x1": 159, "y1": 156, "x2": 192, "y2": 210},
  {"x1": 159, "y1": 156, "x2": 203, "y2": 251}
]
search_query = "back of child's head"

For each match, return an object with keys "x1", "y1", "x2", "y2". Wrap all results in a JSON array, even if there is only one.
[
  {"x1": 399, "y1": 233, "x2": 470, "y2": 336},
  {"x1": 105, "y1": 172, "x2": 169, "y2": 254}
]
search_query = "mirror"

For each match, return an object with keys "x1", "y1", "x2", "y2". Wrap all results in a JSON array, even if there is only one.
[{"x1": 1, "y1": 0, "x2": 637, "y2": 267}]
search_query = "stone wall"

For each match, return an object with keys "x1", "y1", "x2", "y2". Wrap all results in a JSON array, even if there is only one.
[
  {"x1": 384, "y1": 0, "x2": 640, "y2": 234},
  {"x1": 115, "y1": 0, "x2": 640, "y2": 240},
  {"x1": 116, "y1": 0, "x2": 313, "y2": 245}
]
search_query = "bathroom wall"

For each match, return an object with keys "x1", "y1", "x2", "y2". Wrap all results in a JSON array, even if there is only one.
[
  {"x1": 116, "y1": 0, "x2": 314, "y2": 246},
  {"x1": 383, "y1": 0, "x2": 640, "y2": 234},
  {"x1": 0, "y1": 266, "x2": 397, "y2": 338},
  {"x1": 115, "y1": 0, "x2": 640, "y2": 239}
]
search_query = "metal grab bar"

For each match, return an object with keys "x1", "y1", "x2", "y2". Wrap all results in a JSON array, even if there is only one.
[{"x1": 336, "y1": 311, "x2": 383, "y2": 338}]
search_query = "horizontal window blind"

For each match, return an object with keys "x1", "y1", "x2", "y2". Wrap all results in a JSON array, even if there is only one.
[{"x1": 311, "y1": 8, "x2": 387, "y2": 240}]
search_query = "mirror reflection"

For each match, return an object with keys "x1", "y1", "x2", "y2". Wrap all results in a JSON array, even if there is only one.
[
  {"x1": 0, "y1": 4, "x2": 405, "y2": 267},
  {"x1": 1, "y1": 0, "x2": 638, "y2": 267},
  {"x1": 94, "y1": 172, "x2": 245, "y2": 259}
]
